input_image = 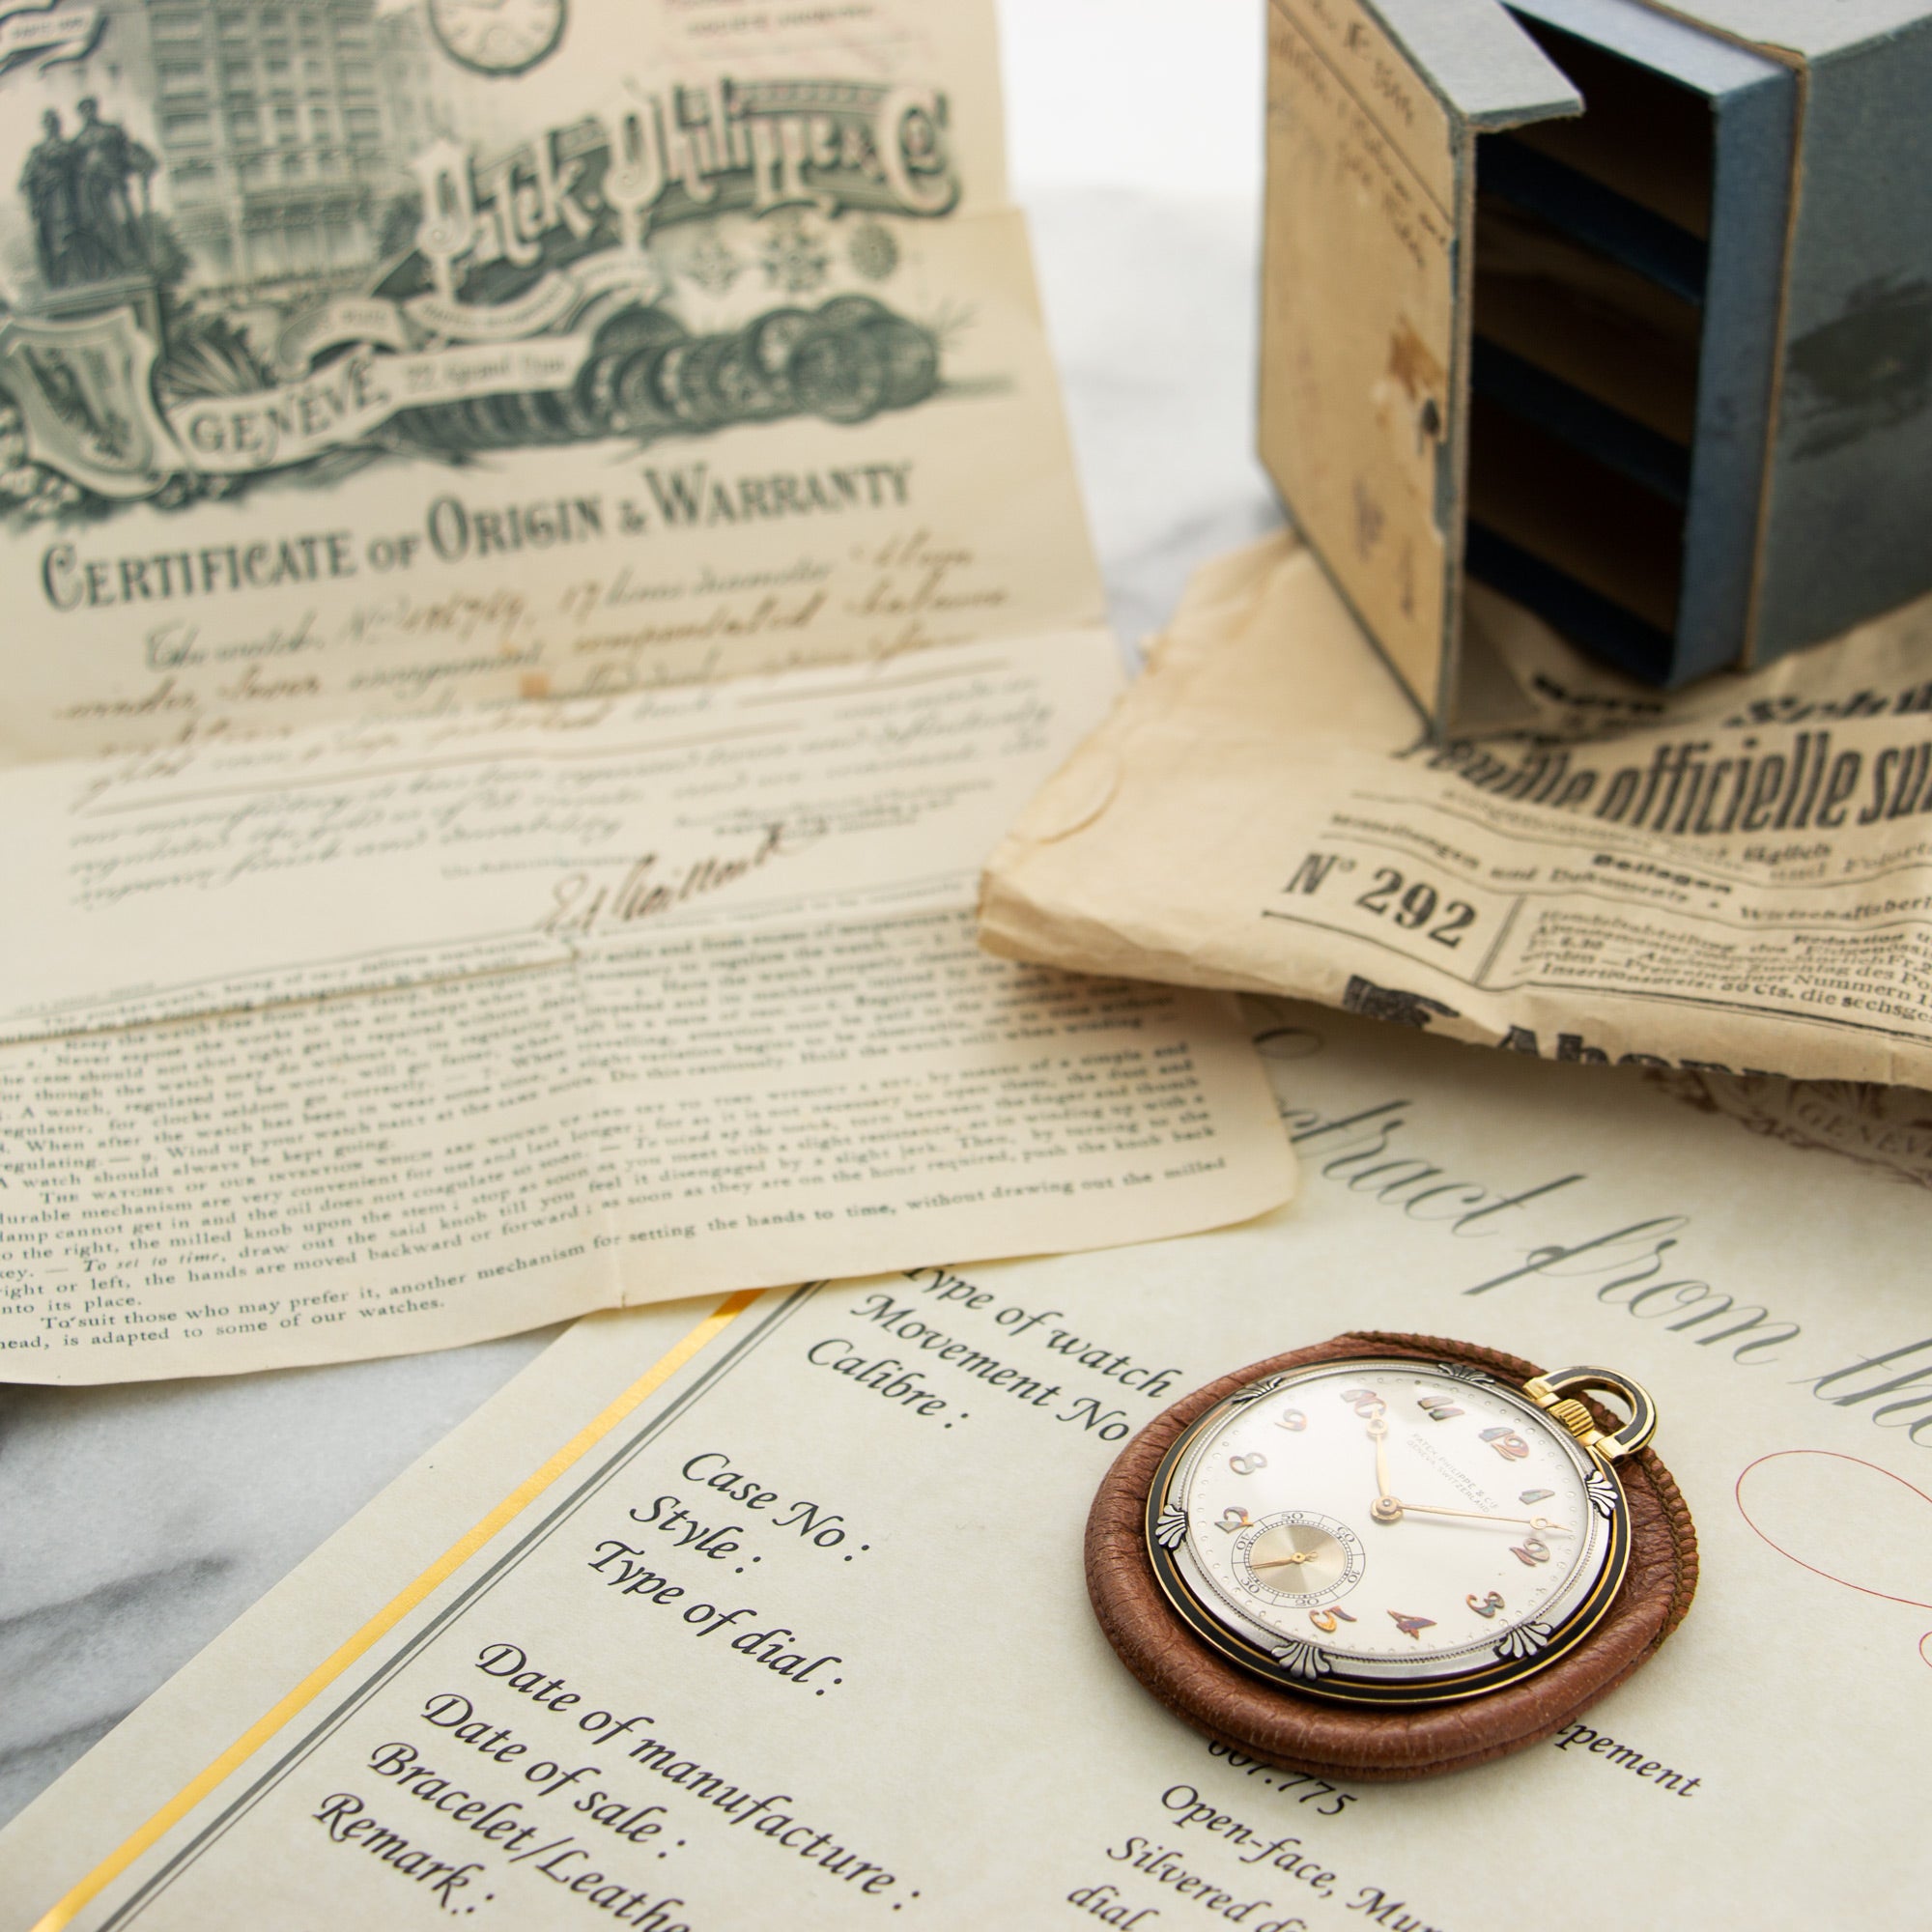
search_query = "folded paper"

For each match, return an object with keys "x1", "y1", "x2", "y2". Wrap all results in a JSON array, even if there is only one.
[{"x1": 981, "y1": 533, "x2": 1932, "y2": 1090}]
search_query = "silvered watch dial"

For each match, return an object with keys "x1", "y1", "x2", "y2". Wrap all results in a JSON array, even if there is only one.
[{"x1": 1147, "y1": 1358, "x2": 1634, "y2": 1704}]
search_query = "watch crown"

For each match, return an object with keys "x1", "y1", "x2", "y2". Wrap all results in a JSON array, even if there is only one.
[
  {"x1": 1523, "y1": 1378, "x2": 1609, "y2": 1450},
  {"x1": 1525, "y1": 1366, "x2": 1657, "y2": 1461},
  {"x1": 1547, "y1": 1398, "x2": 1606, "y2": 1450}
]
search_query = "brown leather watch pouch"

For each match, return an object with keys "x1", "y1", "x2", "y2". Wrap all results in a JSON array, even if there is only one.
[{"x1": 1086, "y1": 1330, "x2": 1698, "y2": 1781}]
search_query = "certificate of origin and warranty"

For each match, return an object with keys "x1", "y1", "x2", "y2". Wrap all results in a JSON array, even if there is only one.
[{"x1": 0, "y1": 0, "x2": 1294, "y2": 1380}]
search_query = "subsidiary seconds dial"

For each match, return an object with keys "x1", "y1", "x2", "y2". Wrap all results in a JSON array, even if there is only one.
[
  {"x1": 1147, "y1": 1357, "x2": 1641, "y2": 1703},
  {"x1": 429, "y1": 0, "x2": 565, "y2": 75}
]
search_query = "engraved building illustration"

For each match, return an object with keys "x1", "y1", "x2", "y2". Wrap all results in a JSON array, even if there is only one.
[
  {"x1": 137, "y1": 0, "x2": 409, "y2": 296},
  {"x1": 15, "y1": 0, "x2": 423, "y2": 305}
]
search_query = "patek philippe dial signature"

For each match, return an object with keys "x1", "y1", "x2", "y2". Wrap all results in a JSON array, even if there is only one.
[
  {"x1": 1148, "y1": 1359, "x2": 1632, "y2": 1703},
  {"x1": 429, "y1": 0, "x2": 566, "y2": 74}
]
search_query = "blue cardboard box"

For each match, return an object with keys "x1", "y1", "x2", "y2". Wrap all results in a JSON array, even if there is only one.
[{"x1": 1259, "y1": 0, "x2": 1932, "y2": 705}]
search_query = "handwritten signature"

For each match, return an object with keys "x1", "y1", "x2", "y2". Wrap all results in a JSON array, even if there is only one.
[{"x1": 538, "y1": 819, "x2": 804, "y2": 939}]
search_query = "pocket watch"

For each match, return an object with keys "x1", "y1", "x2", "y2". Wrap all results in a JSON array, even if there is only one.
[{"x1": 1087, "y1": 1334, "x2": 1697, "y2": 1776}]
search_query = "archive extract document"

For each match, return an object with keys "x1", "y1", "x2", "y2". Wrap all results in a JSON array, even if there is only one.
[{"x1": 4, "y1": 1005, "x2": 1925, "y2": 1925}]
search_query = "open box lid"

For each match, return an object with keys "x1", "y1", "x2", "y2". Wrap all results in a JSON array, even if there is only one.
[{"x1": 1259, "y1": 0, "x2": 1580, "y2": 726}]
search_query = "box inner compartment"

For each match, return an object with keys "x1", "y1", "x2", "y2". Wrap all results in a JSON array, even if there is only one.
[{"x1": 1466, "y1": 10, "x2": 1718, "y2": 682}]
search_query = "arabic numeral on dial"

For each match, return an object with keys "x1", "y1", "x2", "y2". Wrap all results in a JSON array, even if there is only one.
[
  {"x1": 1467, "y1": 1590, "x2": 1505, "y2": 1618},
  {"x1": 1341, "y1": 1388, "x2": 1386, "y2": 1420},
  {"x1": 1228, "y1": 1452, "x2": 1268, "y2": 1477},
  {"x1": 1480, "y1": 1426, "x2": 1531, "y2": 1462},
  {"x1": 1215, "y1": 1508, "x2": 1253, "y2": 1534},
  {"x1": 1274, "y1": 1407, "x2": 1308, "y2": 1433},
  {"x1": 1511, "y1": 1538, "x2": 1551, "y2": 1566},
  {"x1": 1416, "y1": 1396, "x2": 1464, "y2": 1421}
]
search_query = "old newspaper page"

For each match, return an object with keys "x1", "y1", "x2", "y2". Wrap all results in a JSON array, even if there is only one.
[
  {"x1": 5, "y1": 1005, "x2": 1926, "y2": 1928},
  {"x1": 982, "y1": 533, "x2": 1932, "y2": 1086},
  {"x1": 0, "y1": 1, "x2": 1297, "y2": 1382}
]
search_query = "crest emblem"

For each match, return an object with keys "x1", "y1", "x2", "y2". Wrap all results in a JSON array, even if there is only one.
[{"x1": 0, "y1": 308, "x2": 178, "y2": 497}]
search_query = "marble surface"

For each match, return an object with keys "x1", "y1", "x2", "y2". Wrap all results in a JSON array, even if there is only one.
[{"x1": 0, "y1": 186, "x2": 1280, "y2": 1833}]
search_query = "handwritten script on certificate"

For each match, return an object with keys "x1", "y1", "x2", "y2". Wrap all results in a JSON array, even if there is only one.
[
  {"x1": 0, "y1": 636, "x2": 1291, "y2": 1379},
  {"x1": 0, "y1": 0, "x2": 1293, "y2": 1379}
]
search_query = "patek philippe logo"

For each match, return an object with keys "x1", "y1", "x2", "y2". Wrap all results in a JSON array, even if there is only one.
[
  {"x1": 1403, "y1": 1430, "x2": 1500, "y2": 1512},
  {"x1": 409, "y1": 78, "x2": 957, "y2": 298},
  {"x1": 0, "y1": 0, "x2": 966, "y2": 515}
]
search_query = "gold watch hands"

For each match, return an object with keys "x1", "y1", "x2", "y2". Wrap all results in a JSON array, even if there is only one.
[
  {"x1": 1361, "y1": 1415, "x2": 1566, "y2": 1530},
  {"x1": 1366, "y1": 1418, "x2": 1407, "y2": 1524},
  {"x1": 1250, "y1": 1550, "x2": 1315, "y2": 1572},
  {"x1": 1384, "y1": 1500, "x2": 1571, "y2": 1532}
]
